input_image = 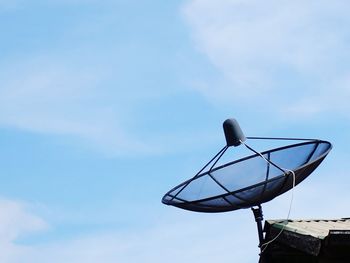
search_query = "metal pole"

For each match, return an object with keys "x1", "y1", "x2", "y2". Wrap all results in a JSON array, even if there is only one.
[{"x1": 251, "y1": 205, "x2": 264, "y2": 250}]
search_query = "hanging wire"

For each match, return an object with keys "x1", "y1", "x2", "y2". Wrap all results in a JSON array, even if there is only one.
[
  {"x1": 260, "y1": 169, "x2": 295, "y2": 253},
  {"x1": 240, "y1": 139, "x2": 296, "y2": 253}
]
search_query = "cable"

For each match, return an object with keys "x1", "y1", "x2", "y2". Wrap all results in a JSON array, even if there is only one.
[
  {"x1": 260, "y1": 169, "x2": 295, "y2": 253},
  {"x1": 240, "y1": 140, "x2": 296, "y2": 253}
]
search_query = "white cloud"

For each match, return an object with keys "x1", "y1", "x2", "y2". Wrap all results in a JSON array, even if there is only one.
[
  {"x1": 0, "y1": 199, "x2": 48, "y2": 242},
  {"x1": 0, "y1": 197, "x2": 259, "y2": 263},
  {"x1": 284, "y1": 72, "x2": 350, "y2": 118},
  {"x1": 0, "y1": 1, "x2": 194, "y2": 156},
  {"x1": 0, "y1": 198, "x2": 48, "y2": 263},
  {"x1": 183, "y1": 0, "x2": 350, "y2": 117},
  {"x1": 1, "y1": 166, "x2": 348, "y2": 263},
  {"x1": 4, "y1": 179, "x2": 349, "y2": 263},
  {"x1": 0, "y1": 54, "x2": 220, "y2": 156},
  {"x1": 3, "y1": 210, "x2": 259, "y2": 263},
  {"x1": 0, "y1": 56, "x2": 158, "y2": 156}
]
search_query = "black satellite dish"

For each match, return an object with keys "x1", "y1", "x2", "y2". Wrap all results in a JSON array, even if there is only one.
[{"x1": 162, "y1": 118, "x2": 332, "y2": 250}]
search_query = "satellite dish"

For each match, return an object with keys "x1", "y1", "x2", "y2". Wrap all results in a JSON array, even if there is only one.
[{"x1": 162, "y1": 118, "x2": 332, "y2": 250}]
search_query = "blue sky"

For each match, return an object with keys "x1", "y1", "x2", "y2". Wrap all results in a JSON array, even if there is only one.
[{"x1": 0, "y1": 0, "x2": 349, "y2": 262}]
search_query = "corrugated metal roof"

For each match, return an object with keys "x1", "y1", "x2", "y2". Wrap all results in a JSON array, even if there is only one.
[{"x1": 266, "y1": 218, "x2": 350, "y2": 239}]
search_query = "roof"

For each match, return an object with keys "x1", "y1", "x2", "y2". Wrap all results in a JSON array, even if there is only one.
[
  {"x1": 263, "y1": 218, "x2": 350, "y2": 257},
  {"x1": 266, "y1": 218, "x2": 350, "y2": 239}
]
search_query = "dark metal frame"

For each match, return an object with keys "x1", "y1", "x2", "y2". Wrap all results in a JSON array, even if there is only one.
[
  {"x1": 163, "y1": 138, "x2": 331, "y2": 213},
  {"x1": 162, "y1": 133, "x2": 333, "y2": 252},
  {"x1": 252, "y1": 205, "x2": 264, "y2": 249}
]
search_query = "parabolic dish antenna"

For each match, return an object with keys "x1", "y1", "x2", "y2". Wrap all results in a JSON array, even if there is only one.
[{"x1": 162, "y1": 118, "x2": 332, "y2": 249}]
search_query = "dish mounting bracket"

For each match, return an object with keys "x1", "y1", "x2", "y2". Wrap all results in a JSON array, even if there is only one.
[{"x1": 251, "y1": 205, "x2": 264, "y2": 250}]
